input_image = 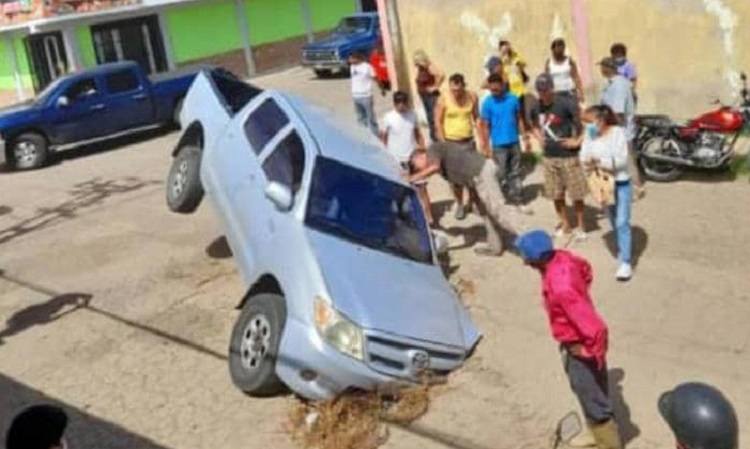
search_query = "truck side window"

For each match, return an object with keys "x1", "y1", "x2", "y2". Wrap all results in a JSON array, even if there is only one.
[
  {"x1": 244, "y1": 98, "x2": 289, "y2": 155},
  {"x1": 65, "y1": 78, "x2": 98, "y2": 102},
  {"x1": 105, "y1": 70, "x2": 140, "y2": 94},
  {"x1": 262, "y1": 131, "x2": 305, "y2": 196}
]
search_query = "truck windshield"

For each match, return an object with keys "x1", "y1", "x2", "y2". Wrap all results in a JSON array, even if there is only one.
[
  {"x1": 335, "y1": 17, "x2": 371, "y2": 34},
  {"x1": 34, "y1": 78, "x2": 65, "y2": 105},
  {"x1": 305, "y1": 157, "x2": 433, "y2": 264}
]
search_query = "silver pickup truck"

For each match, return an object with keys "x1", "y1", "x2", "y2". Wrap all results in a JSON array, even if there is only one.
[{"x1": 165, "y1": 69, "x2": 481, "y2": 400}]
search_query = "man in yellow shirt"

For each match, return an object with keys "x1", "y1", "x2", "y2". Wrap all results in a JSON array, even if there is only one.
[
  {"x1": 434, "y1": 73, "x2": 481, "y2": 220},
  {"x1": 499, "y1": 40, "x2": 531, "y2": 149}
]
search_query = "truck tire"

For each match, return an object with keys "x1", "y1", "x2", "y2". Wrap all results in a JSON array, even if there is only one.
[
  {"x1": 166, "y1": 145, "x2": 204, "y2": 213},
  {"x1": 314, "y1": 69, "x2": 332, "y2": 78},
  {"x1": 172, "y1": 98, "x2": 184, "y2": 127},
  {"x1": 9, "y1": 132, "x2": 48, "y2": 170},
  {"x1": 229, "y1": 293, "x2": 287, "y2": 397}
]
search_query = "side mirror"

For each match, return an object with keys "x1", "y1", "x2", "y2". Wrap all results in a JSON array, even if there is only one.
[
  {"x1": 265, "y1": 182, "x2": 293, "y2": 211},
  {"x1": 56, "y1": 96, "x2": 69, "y2": 108},
  {"x1": 552, "y1": 412, "x2": 583, "y2": 448}
]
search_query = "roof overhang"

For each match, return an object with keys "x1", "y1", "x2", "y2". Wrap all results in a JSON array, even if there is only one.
[{"x1": 0, "y1": 0, "x2": 209, "y2": 36}]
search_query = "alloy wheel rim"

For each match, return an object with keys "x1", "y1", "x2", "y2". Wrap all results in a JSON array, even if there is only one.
[{"x1": 240, "y1": 314, "x2": 272, "y2": 372}]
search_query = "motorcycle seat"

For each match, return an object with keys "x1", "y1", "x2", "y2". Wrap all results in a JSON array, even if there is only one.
[{"x1": 636, "y1": 114, "x2": 673, "y2": 127}]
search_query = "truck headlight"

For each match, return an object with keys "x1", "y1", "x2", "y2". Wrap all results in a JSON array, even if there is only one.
[{"x1": 314, "y1": 297, "x2": 364, "y2": 360}]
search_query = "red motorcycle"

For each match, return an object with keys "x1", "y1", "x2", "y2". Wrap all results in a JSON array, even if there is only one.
[{"x1": 635, "y1": 72, "x2": 750, "y2": 182}]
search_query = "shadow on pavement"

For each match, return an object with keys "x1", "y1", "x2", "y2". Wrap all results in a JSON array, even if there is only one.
[
  {"x1": 0, "y1": 177, "x2": 161, "y2": 247},
  {"x1": 391, "y1": 422, "x2": 501, "y2": 449},
  {"x1": 206, "y1": 236, "x2": 233, "y2": 259},
  {"x1": 602, "y1": 225, "x2": 649, "y2": 268},
  {"x1": 0, "y1": 373, "x2": 172, "y2": 449},
  {"x1": 609, "y1": 368, "x2": 641, "y2": 445},
  {"x1": 0, "y1": 293, "x2": 91, "y2": 343},
  {"x1": 0, "y1": 205, "x2": 12, "y2": 216},
  {"x1": 51, "y1": 128, "x2": 174, "y2": 167}
]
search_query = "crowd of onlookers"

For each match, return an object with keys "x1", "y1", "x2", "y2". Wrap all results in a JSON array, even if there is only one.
[{"x1": 350, "y1": 37, "x2": 644, "y2": 282}]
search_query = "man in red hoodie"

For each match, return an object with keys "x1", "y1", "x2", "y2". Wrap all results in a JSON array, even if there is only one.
[{"x1": 515, "y1": 230, "x2": 622, "y2": 449}]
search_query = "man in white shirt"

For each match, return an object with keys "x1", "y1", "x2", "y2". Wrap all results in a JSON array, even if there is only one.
[
  {"x1": 380, "y1": 91, "x2": 423, "y2": 166},
  {"x1": 380, "y1": 91, "x2": 433, "y2": 226},
  {"x1": 349, "y1": 51, "x2": 378, "y2": 136}
]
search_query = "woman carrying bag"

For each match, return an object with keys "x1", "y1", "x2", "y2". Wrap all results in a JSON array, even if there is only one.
[{"x1": 567, "y1": 104, "x2": 634, "y2": 281}]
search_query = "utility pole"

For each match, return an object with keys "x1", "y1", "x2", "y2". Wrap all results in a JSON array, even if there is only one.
[{"x1": 379, "y1": 0, "x2": 411, "y2": 99}]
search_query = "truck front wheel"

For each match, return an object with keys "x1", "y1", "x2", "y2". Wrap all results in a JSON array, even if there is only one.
[
  {"x1": 229, "y1": 293, "x2": 288, "y2": 397},
  {"x1": 10, "y1": 132, "x2": 48, "y2": 170}
]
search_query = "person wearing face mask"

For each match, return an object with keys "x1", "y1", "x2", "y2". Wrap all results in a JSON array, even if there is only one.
[
  {"x1": 567, "y1": 104, "x2": 634, "y2": 281},
  {"x1": 6, "y1": 404, "x2": 69, "y2": 449},
  {"x1": 610, "y1": 43, "x2": 637, "y2": 104},
  {"x1": 598, "y1": 56, "x2": 645, "y2": 201}
]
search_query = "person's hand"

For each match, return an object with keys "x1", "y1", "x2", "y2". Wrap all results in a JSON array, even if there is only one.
[
  {"x1": 569, "y1": 344, "x2": 587, "y2": 358},
  {"x1": 585, "y1": 157, "x2": 600, "y2": 168},
  {"x1": 522, "y1": 134, "x2": 532, "y2": 153},
  {"x1": 560, "y1": 138, "x2": 579, "y2": 150}
]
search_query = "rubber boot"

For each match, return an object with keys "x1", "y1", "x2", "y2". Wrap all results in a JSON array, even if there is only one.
[
  {"x1": 567, "y1": 426, "x2": 597, "y2": 448},
  {"x1": 590, "y1": 419, "x2": 622, "y2": 449}
]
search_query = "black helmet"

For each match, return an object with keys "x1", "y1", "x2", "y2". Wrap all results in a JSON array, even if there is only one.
[{"x1": 658, "y1": 383, "x2": 738, "y2": 449}]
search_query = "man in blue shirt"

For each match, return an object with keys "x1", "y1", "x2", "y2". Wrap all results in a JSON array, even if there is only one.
[{"x1": 479, "y1": 73, "x2": 532, "y2": 214}]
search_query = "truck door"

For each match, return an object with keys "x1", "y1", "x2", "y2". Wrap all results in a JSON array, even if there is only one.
[
  {"x1": 207, "y1": 93, "x2": 291, "y2": 282},
  {"x1": 101, "y1": 68, "x2": 153, "y2": 133},
  {"x1": 50, "y1": 76, "x2": 107, "y2": 143}
]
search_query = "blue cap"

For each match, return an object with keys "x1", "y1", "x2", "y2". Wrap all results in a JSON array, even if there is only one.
[
  {"x1": 515, "y1": 230, "x2": 554, "y2": 262},
  {"x1": 485, "y1": 56, "x2": 502, "y2": 73}
]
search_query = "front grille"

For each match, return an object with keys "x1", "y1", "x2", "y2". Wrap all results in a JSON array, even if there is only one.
[
  {"x1": 303, "y1": 50, "x2": 338, "y2": 62},
  {"x1": 365, "y1": 334, "x2": 465, "y2": 382}
]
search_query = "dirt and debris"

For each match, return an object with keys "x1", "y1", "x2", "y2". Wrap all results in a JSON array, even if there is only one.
[{"x1": 287, "y1": 384, "x2": 431, "y2": 449}]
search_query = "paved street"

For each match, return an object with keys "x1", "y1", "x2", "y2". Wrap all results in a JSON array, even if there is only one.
[{"x1": 0, "y1": 67, "x2": 749, "y2": 449}]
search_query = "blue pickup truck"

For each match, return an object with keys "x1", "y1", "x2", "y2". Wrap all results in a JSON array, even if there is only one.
[
  {"x1": 0, "y1": 61, "x2": 209, "y2": 171},
  {"x1": 301, "y1": 12, "x2": 380, "y2": 77}
]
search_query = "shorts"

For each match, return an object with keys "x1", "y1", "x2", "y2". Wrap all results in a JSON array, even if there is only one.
[
  {"x1": 445, "y1": 138, "x2": 476, "y2": 153},
  {"x1": 543, "y1": 157, "x2": 587, "y2": 201}
]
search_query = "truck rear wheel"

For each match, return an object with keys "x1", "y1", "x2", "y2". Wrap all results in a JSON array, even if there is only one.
[
  {"x1": 10, "y1": 133, "x2": 48, "y2": 170},
  {"x1": 166, "y1": 145, "x2": 204, "y2": 213}
]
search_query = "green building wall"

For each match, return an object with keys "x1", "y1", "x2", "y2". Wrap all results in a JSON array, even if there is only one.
[
  {"x1": 165, "y1": 0, "x2": 243, "y2": 64},
  {"x1": 0, "y1": 38, "x2": 33, "y2": 90},
  {"x1": 310, "y1": 0, "x2": 356, "y2": 32},
  {"x1": 76, "y1": 26, "x2": 97, "y2": 68},
  {"x1": 245, "y1": 0, "x2": 304, "y2": 45}
]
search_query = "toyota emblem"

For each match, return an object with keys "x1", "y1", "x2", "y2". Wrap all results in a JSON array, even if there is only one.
[{"x1": 410, "y1": 350, "x2": 430, "y2": 370}]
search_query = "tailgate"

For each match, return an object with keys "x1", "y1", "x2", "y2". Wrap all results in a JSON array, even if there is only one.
[{"x1": 180, "y1": 71, "x2": 233, "y2": 145}]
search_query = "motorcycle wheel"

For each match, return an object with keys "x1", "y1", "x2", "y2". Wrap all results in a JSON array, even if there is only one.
[{"x1": 638, "y1": 137, "x2": 684, "y2": 182}]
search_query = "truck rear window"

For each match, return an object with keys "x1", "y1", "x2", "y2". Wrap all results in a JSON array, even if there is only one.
[
  {"x1": 244, "y1": 99, "x2": 289, "y2": 155},
  {"x1": 105, "y1": 70, "x2": 140, "y2": 94}
]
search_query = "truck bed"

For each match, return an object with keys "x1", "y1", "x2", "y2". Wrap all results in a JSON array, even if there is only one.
[{"x1": 149, "y1": 64, "x2": 214, "y2": 84}]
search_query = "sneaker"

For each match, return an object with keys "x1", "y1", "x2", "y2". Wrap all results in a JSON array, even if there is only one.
[
  {"x1": 616, "y1": 263, "x2": 633, "y2": 282},
  {"x1": 474, "y1": 246, "x2": 503, "y2": 257},
  {"x1": 572, "y1": 228, "x2": 588, "y2": 242},
  {"x1": 454, "y1": 204, "x2": 467, "y2": 221}
]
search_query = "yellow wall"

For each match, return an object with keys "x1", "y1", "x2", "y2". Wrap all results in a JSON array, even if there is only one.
[{"x1": 398, "y1": 0, "x2": 750, "y2": 118}]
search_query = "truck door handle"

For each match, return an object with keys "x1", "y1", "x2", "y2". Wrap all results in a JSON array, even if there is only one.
[
  {"x1": 90, "y1": 104, "x2": 105, "y2": 111},
  {"x1": 132, "y1": 93, "x2": 148, "y2": 101}
]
